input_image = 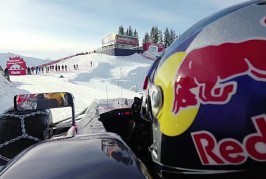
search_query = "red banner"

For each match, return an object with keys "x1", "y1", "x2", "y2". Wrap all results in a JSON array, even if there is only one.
[
  {"x1": 6, "y1": 57, "x2": 27, "y2": 75},
  {"x1": 116, "y1": 35, "x2": 139, "y2": 45}
]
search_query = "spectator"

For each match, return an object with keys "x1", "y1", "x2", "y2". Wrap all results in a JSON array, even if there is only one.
[
  {"x1": 0, "y1": 65, "x2": 3, "y2": 75},
  {"x1": 4, "y1": 67, "x2": 10, "y2": 81},
  {"x1": 35, "y1": 66, "x2": 38, "y2": 74},
  {"x1": 27, "y1": 67, "x2": 31, "y2": 75}
]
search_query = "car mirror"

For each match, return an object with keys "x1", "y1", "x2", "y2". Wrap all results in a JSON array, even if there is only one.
[{"x1": 14, "y1": 92, "x2": 74, "y2": 111}]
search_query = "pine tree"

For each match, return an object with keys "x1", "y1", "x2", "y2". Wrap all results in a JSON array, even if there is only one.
[
  {"x1": 128, "y1": 26, "x2": 133, "y2": 36},
  {"x1": 126, "y1": 28, "x2": 129, "y2": 36},
  {"x1": 158, "y1": 30, "x2": 163, "y2": 44},
  {"x1": 153, "y1": 26, "x2": 159, "y2": 43},
  {"x1": 133, "y1": 29, "x2": 138, "y2": 37},
  {"x1": 164, "y1": 27, "x2": 170, "y2": 47},
  {"x1": 150, "y1": 26, "x2": 155, "y2": 43},
  {"x1": 142, "y1": 32, "x2": 150, "y2": 44},
  {"x1": 118, "y1": 25, "x2": 124, "y2": 35},
  {"x1": 170, "y1": 29, "x2": 176, "y2": 45}
]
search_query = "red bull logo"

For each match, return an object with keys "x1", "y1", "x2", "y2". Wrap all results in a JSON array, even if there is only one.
[
  {"x1": 173, "y1": 39, "x2": 266, "y2": 114},
  {"x1": 191, "y1": 114, "x2": 266, "y2": 165}
]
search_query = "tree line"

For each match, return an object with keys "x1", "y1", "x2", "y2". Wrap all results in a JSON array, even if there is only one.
[
  {"x1": 117, "y1": 25, "x2": 178, "y2": 47},
  {"x1": 143, "y1": 26, "x2": 178, "y2": 47},
  {"x1": 118, "y1": 25, "x2": 138, "y2": 37}
]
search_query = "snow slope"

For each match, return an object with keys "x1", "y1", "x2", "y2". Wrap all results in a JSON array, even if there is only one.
[{"x1": 0, "y1": 53, "x2": 152, "y2": 121}]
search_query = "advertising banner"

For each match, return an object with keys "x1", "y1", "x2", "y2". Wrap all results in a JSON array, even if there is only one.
[
  {"x1": 116, "y1": 35, "x2": 138, "y2": 45},
  {"x1": 6, "y1": 57, "x2": 27, "y2": 75},
  {"x1": 142, "y1": 42, "x2": 165, "y2": 59},
  {"x1": 102, "y1": 33, "x2": 139, "y2": 46}
]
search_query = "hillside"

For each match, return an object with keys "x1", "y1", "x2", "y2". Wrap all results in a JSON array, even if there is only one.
[
  {"x1": 0, "y1": 53, "x2": 50, "y2": 68},
  {"x1": 0, "y1": 53, "x2": 153, "y2": 115}
]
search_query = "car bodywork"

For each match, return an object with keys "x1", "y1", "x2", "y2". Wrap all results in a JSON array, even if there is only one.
[{"x1": 0, "y1": 94, "x2": 154, "y2": 178}]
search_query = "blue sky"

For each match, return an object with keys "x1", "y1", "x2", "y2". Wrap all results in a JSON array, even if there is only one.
[{"x1": 0, "y1": 0, "x2": 247, "y2": 60}]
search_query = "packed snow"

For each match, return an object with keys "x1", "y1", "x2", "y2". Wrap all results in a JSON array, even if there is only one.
[{"x1": 0, "y1": 53, "x2": 153, "y2": 122}]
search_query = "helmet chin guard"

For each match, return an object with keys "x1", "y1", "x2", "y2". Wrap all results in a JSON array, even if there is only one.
[{"x1": 141, "y1": 81, "x2": 163, "y2": 126}]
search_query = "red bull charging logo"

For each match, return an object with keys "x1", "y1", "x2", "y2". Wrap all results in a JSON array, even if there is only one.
[
  {"x1": 153, "y1": 39, "x2": 266, "y2": 137},
  {"x1": 173, "y1": 39, "x2": 266, "y2": 114}
]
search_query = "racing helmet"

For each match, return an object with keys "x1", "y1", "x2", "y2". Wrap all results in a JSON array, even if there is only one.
[
  {"x1": 142, "y1": 0, "x2": 266, "y2": 176},
  {"x1": 46, "y1": 92, "x2": 68, "y2": 106}
]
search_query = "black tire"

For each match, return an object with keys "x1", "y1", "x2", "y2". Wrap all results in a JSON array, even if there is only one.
[{"x1": 0, "y1": 108, "x2": 52, "y2": 165}]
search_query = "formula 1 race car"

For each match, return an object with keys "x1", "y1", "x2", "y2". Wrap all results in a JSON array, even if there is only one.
[
  {"x1": 0, "y1": 92, "x2": 265, "y2": 179},
  {"x1": 0, "y1": 92, "x2": 155, "y2": 178}
]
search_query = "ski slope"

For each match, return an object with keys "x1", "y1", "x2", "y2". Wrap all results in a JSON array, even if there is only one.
[{"x1": 5, "y1": 53, "x2": 152, "y2": 121}]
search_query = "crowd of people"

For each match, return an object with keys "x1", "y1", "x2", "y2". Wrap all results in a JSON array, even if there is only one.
[
  {"x1": 1, "y1": 55, "x2": 96, "y2": 79},
  {"x1": 26, "y1": 64, "x2": 80, "y2": 75},
  {"x1": 0, "y1": 63, "x2": 81, "y2": 80}
]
